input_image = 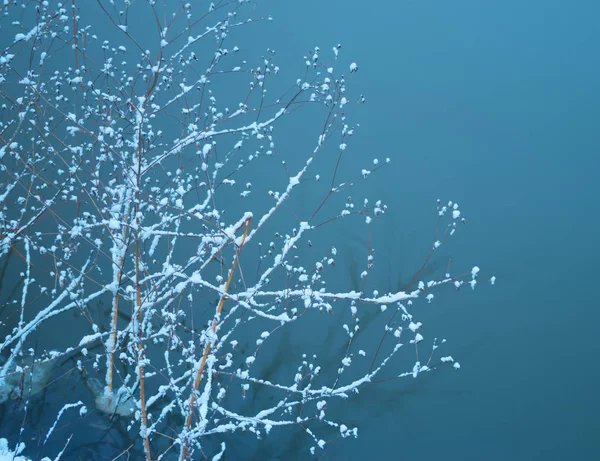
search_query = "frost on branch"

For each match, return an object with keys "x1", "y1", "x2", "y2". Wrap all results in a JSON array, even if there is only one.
[{"x1": 0, "y1": 1, "x2": 492, "y2": 460}]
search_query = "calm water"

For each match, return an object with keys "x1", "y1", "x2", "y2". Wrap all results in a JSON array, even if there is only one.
[
  {"x1": 1, "y1": 1, "x2": 598, "y2": 460},
  {"x1": 257, "y1": 0, "x2": 600, "y2": 460}
]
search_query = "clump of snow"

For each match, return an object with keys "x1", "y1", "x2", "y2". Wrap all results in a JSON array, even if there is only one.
[
  {"x1": 0, "y1": 438, "x2": 50, "y2": 461},
  {"x1": 85, "y1": 378, "x2": 134, "y2": 417}
]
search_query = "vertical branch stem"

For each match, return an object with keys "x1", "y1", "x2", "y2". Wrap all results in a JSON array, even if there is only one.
[
  {"x1": 71, "y1": 0, "x2": 79, "y2": 71},
  {"x1": 135, "y1": 212, "x2": 152, "y2": 461},
  {"x1": 180, "y1": 217, "x2": 252, "y2": 461},
  {"x1": 106, "y1": 227, "x2": 127, "y2": 394}
]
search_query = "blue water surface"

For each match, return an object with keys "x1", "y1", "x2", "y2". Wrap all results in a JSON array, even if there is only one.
[
  {"x1": 1, "y1": 1, "x2": 598, "y2": 460},
  {"x1": 255, "y1": 0, "x2": 600, "y2": 460}
]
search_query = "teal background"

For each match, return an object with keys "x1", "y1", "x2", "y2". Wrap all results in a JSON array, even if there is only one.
[
  {"x1": 254, "y1": 0, "x2": 599, "y2": 459},
  {"x1": 1, "y1": 1, "x2": 599, "y2": 459}
]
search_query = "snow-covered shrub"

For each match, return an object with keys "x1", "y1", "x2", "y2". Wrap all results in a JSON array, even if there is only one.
[{"x1": 0, "y1": 1, "x2": 492, "y2": 460}]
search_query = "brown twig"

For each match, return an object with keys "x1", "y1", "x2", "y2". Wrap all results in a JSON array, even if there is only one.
[{"x1": 180, "y1": 216, "x2": 252, "y2": 461}]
